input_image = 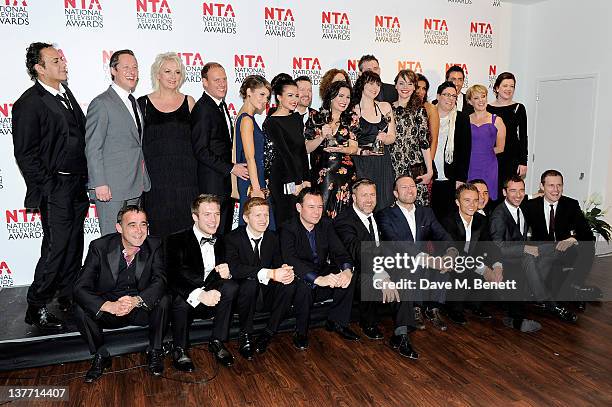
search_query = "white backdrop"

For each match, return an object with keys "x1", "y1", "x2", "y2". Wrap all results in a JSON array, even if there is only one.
[{"x1": 0, "y1": 0, "x2": 513, "y2": 287}]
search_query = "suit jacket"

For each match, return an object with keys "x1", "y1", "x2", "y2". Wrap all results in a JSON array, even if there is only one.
[
  {"x1": 433, "y1": 109, "x2": 471, "y2": 182},
  {"x1": 525, "y1": 196, "x2": 593, "y2": 242},
  {"x1": 441, "y1": 210, "x2": 500, "y2": 268},
  {"x1": 165, "y1": 227, "x2": 225, "y2": 300},
  {"x1": 73, "y1": 233, "x2": 165, "y2": 317},
  {"x1": 85, "y1": 86, "x2": 150, "y2": 200},
  {"x1": 12, "y1": 81, "x2": 86, "y2": 208},
  {"x1": 489, "y1": 201, "x2": 529, "y2": 258},
  {"x1": 376, "y1": 82, "x2": 399, "y2": 104},
  {"x1": 377, "y1": 204, "x2": 451, "y2": 256},
  {"x1": 279, "y1": 216, "x2": 353, "y2": 286},
  {"x1": 333, "y1": 206, "x2": 380, "y2": 276},
  {"x1": 191, "y1": 92, "x2": 233, "y2": 196},
  {"x1": 224, "y1": 226, "x2": 283, "y2": 279}
]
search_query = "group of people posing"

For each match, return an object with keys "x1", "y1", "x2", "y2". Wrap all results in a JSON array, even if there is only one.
[{"x1": 11, "y1": 43, "x2": 595, "y2": 383}]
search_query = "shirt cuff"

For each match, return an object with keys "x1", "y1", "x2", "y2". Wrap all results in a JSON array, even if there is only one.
[
  {"x1": 283, "y1": 182, "x2": 296, "y2": 195},
  {"x1": 492, "y1": 262, "x2": 502, "y2": 269},
  {"x1": 187, "y1": 288, "x2": 204, "y2": 308},
  {"x1": 304, "y1": 271, "x2": 319, "y2": 286},
  {"x1": 373, "y1": 270, "x2": 390, "y2": 283},
  {"x1": 340, "y1": 263, "x2": 353, "y2": 272},
  {"x1": 475, "y1": 265, "x2": 485, "y2": 276},
  {"x1": 258, "y1": 268, "x2": 272, "y2": 285}
]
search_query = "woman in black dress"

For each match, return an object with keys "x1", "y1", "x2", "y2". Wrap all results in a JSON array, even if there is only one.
[
  {"x1": 351, "y1": 71, "x2": 396, "y2": 211},
  {"x1": 487, "y1": 72, "x2": 527, "y2": 199},
  {"x1": 263, "y1": 74, "x2": 310, "y2": 226},
  {"x1": 138, "y1": 52, "x2": 198, "y2": 237},
  {"x1": 304, "y1": 81, "x2": 359, "y2": 218}
]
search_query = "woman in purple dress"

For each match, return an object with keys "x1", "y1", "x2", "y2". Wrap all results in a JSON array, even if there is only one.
[{"x1": 466, "y1": 85, "x2": 506, "y2": 201}]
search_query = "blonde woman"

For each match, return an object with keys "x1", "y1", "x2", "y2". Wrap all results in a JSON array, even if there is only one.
[{"x1": 137, "y1": 52, "x2": 197, "y2": 237}]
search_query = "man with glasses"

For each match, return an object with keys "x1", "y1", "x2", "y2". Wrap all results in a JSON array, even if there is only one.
[{"x1": 85, "y1": 49, "x2": 150, "y2": 236}]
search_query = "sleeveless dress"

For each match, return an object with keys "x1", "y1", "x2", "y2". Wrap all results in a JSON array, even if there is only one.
[
  {"x1": 468, "y1": 114, "x2": 499, "y2": 200},
  {"x1": 353, "y1": 104, "x2": 396, "y2": 211},
  {"x1": 138, "y1": 95, "x2": 198, "y2": 237},
  {"x1": 235, "y1": 112, "x2": 275, "y2": 230}
]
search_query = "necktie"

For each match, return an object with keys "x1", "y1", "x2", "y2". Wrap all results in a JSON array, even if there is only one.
[
  {"x1": 516, "y1": 208, "x2": 521, "y2": 232},
  {"x1": 367, "y1": 216, "x2": 376, "y2": 241},
  {"x1": 252, "y1": 237, "x2": 262, "y2": 264},
  {"x1": 200, "y1": 236, "x2": 216, "y2": 246},
  {"x1": 219, "y1": 100, "x2": 234, "y2": 141},
  {"x1": 56, "y1": 93, "x2": 72, "y2": 110},
  {"x1": 128, "y1": 93, "x2": 142, "y2": 139},
  {"x1": 307, "y1": 230, "x2": 319, "y2": 264},
  {"x1": 549, "y1": 204, "x2": 555, "y2": 241}
]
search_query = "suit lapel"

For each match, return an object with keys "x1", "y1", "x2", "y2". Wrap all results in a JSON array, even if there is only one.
[
  {"x1": 454, "y1": 212, "x2": 467, "y2": 242},
  {"x1": 134, "y1": 240, "x2": 148, "y2": 281},
  {"x1": 107, "y1": 242, "x2": 122, "y2": 282},
  {"x1": 414, "y1": 206, "x2": 423, "y2": 242},
  {"x1": 37, "y1": 83, "x2": 69, "y2": 133},
  {"x1": 107, "y1": 86, "x2": 140, "y2": 143},
  {"x1": 351, "y1": 209, "x2": 371, "y2": 240},
  {"x1": 392, "y1": 206, "x2": 413, "y2": 241},
  {"x1": 64, "y1": 84, "x2": 86, "y2": 129},
  {"x1": 242, "y1": 228, "x2": 259, "y2": 265}
]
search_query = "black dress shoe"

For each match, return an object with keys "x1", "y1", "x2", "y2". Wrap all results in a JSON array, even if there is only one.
[
  {"x1": 447, "y1": 310, "x2": 467, "y2": 326},
  {"x1": 575, "y1": 301, "x2": 587, "y2": 312},
  {"x1": 254, "y1": 332, "x2": 273, "y2": 354},
  {"x1": 390, "y1": 334, "x2": 419, "y2": 359},
  {"x1": 172, "y1": 347, "x2": 194, "y2": 372},
  {"x1": 238, "y1": 333, "x2": 255, "y2": 360},
  {"x1": 325, "y1": 320, "x2": 360, "y2": 341},
  {"x1": 293, "y1": 333, "x2": 309, "y2": 350},
  {"x1": 84, "y1": 354, "x2": 111, "y2": 383},
  {"x1": 208, "y1": 339, "x2": 234, "y2": 367},
  {"x1": 470, "y1": 307, "x2": 493, "y2": 319},
  {"x1": 57, "y1": 298, "x2": 73, "y2": 313},
  {"x1": 25, "y1": 307, "x2": 66, "y2": 331},
  {"x1": 360, "y1": 325, "x2": 384, "y2": 340},
  {"x1": 147, "y1": 349, "x2": 164, "y2": 376},
  {"x1": 550, "y1": 306, "x2": 578, "y2": 323}
]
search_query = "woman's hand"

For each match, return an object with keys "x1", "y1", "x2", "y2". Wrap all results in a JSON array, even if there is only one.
[{"x1": 417, "y1": 171, "x2": 433, "y2": 185}]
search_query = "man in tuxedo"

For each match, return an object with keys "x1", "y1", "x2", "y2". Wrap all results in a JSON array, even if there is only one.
[
  {"x1": 12, "y1": 42, "x2": 89, "y2": 331},
  {"x1": 225, "y1": 197, "x2": 296, "y2": 357},
  {"x1": 470, "y1": 178, "x2": 493, "y2": 216},
  {"x1": 334, "y1": 178, "x2": 419, "y2": 359},
  {"x1": 166, "y1": 194, "x2": 238, "y2": 370},
  {"x1": 85, "y1": 49, "x2": 150, "y2": 236},
  {"x1": 525, "y1": 170, "x2": 595, "y2": 308},
  {"x1": 280, "y1": 188, "x2": 359, "y2": 350},
  {"x1": 294, "y1": 75, "x2": 316, "y2": 125},
  {"x1": 489, "y1": 176, "x2": 576, "y2": 332},
  {"x1": 358, "y1": 54, "x2": 398, "y2": 103},
  {"x1": 377, "y1": 175, "x2": 456, "y2": 332},
  {"x1": 191, "y1": 62, "x2": 249, "y2": 234},
  {"x1": 441, "y1": 184, "x2": 501, "y2": 324},
  {"x1": 73, "y1": 206, "x2": 170, "y2": 382}
]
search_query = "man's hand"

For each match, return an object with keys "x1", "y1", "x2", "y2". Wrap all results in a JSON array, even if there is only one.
[
  {"x1": 380, "y1": 278, "x2": 400, "y2": 303},
  {"x1": 199, "y1": 289, "x2": 221, "y2": 306},
  {"x1": 272, "y1": 264, "x2": 294, "y2": 285},
  {"x1": 556, "y1": 237, "x2": 577, "y2": 252},
  {"x1": 100, "y1": 300, "x2": 132, "y2": 316},
  {"x1": 517, "y1": 165, "x2": 528, "y2": 177},
  {"x1": 95, "y1": 185, "x2": 112, "y2": 201},
  {"x1": 215, "y1": 263, "x2": 231, "y2": 279},
  {"x1": 524, "y1": 245, "x2": 539, "y2": 257},
  {"x1": 493, "y1": 265, "x2": 504, "y2": 282},
  {"x1": 231, "y1": 163, "x2": 249, "y2": 180},
  {"x1": 314, "y1": 274, "x2": 340, "y2": 288},
  {"x1": 336, "y1": 269, "x2": 353, "y2": 289}
]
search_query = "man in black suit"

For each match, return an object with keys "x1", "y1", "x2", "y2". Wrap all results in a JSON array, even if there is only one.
[
  {"x1": 191, "y1": 62, "x2": 249, "y2": 234},
  {"x1": 294, "y1": 75, "x2": 317, "y2": 174},
  {"x1": 280, "y1": 188, "x2": 359, "y2": 350},
  {"x1": 225, "y1": 197, "x2": 296, "y2": 357},
  {"x1": 73, "y1": 206, "x2": 170, "y2": 382},
  {"x1": 334, "y1": 178, "x2": 418, "y2": 359},
  {"x1": 441, "y1": 184, "x2": 501, "y2": 324},
  {"x1": 12, "y1": 42, "x2": 89, "y2": 331},
  {"x1": 377, "y1": 175, "x2": 456, "y2": 332},
  {"x1": 470, "y1": 178, "x2": 493, "y2": 216},
  {"x1": 525, "y1": 170, "x2": 595, "y2": 308},
  {"x1": 166, "y1": 194, "x2": 238, "y2": 370},
  {"x1": 358, "y1": 54, "x2": 398, "y2": 103}
]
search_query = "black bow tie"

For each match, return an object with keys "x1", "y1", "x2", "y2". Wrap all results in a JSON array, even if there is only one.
[{"x1": 200, "y1": 236, "x2": 216, "y2": 246}]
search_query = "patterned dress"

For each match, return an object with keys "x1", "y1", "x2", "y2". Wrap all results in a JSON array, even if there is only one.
[
  {"x1": 304, "y1": 109, "x2": 358, "y2": 218},
  {"x1": 391, "y1": 105, "x2": 431, "y2": 206}
]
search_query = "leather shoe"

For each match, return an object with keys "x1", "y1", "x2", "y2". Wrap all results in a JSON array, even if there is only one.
[
  {"x1": 254, "y1": 332, "x2": 273, "y2": 354},
  {"x1": 172, "y1": 347, "x2": 194, "y2": 372},
  {"x1": 360, "y1": 324, "x2": 384, "y2": 340},
  {"x1": 413, "y1": 306, "x2": 426, "y2": 330},
  {"x1": 575, "y1": 301, "x2": 586, "y2": 312},
  {"x1": 25, "y1": 307, "x2": 66, "y2": 332},
  {"x1": 147, "y1": 349, "x2": 164, "y2": 376},
  {"x1": 550, "y1": 306, "x2": 578, "y2": 323},
  {"x1": 325, "y1": 320, "x2": 360, "y2": 341},
  {"x1": 293, "y1": 333, "x2": 309, "y2": 350},
  {"x1": 84, "y1": 354, "x2": 111, "y2": 383},
  {"x1": 447, "y1": 310, "x2": 467, "y2": 326},
  {"x1": 209, "y1": 339, "x2": 234, "y2": 367},
  {"x1": 238, "y1": 333, "x2": 255, "y2": 360},
  {"x1": 470, "y1": 307, "x2": 493, "y2": 319},
  {"x1": 390, "y1": 334, "x2": 419, "y2": 359}
]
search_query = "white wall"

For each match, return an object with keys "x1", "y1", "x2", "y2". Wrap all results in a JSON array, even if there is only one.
[{"x1": 509, "y1": 0, "x2": 612, "y2": 222}]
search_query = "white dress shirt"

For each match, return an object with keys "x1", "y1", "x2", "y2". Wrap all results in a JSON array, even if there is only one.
[
  {"x1": 543, "y1": 199, "x2": 558, "y2": 235},
  {"x1": 111, "y1": 82, "x2": 142, "y2": 132},
  {"x1": 187, "y1": 225, "x2": 217, "y2": 307},
  {"x1": 353, "y1": 204, "x2": 380, "y2": 246},
  {"x1": 245, "y1": 226, "x2": 273, "y2": 285},
  {"x1": 460, "y1": 213, "x2": 502, "y2": 275},
  {"x1": 397, "y1": 203, "x2": 417, "y2": 242},
  {"x1": 504, "y1": 200, "x2": 524, "y2": 236},
  {"x1": 38, "y1": 81, "x2": 70, "y2": 109},
  {"x1": 456, "y1": 92, "x2": 465, "y2": 112}
]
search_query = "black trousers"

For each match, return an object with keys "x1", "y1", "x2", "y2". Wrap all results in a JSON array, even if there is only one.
[
  {"x1": 547, "y1": 243, "x2": 596, "y2": 297},
  {"x1": 171, "y1": 279, "x2": 238, "y2": 348},
  {"x1": 359, "y1": 274, "x2": 416, "y2": 330},
  {"x1": 27, "y1": 174, "x2": 89, "y2": 308},
  {"x1": 293, "y1": 271, "x2": 356, "y2": 335},
  {"x1": 431, "y1": 179, "x2": 456, "y2": 222},
  {"x1": 74, "y1": 294, "x2": 171, "y2": 356}
]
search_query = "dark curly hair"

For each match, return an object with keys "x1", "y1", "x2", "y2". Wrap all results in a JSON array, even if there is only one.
[
  {"x1": 394, "y1": 69, "x2": 422, "y2": 112},
  {"x1": 351, "y1": 71, "x2": 382, "y2": 107},
  {"x1": 267, "y1": 73, "x2": 297, "y2": 116},
  {"x1": 26, "y1": 42, "x2": 53, "y2": 81},
  {"x1": 319, "y1": 69, "x2": 351, "y2": 100}
]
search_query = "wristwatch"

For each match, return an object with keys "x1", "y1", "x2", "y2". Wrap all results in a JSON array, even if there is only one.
[{"x1": 135, "y1": 296, "x2": 145, "y2": 308}]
